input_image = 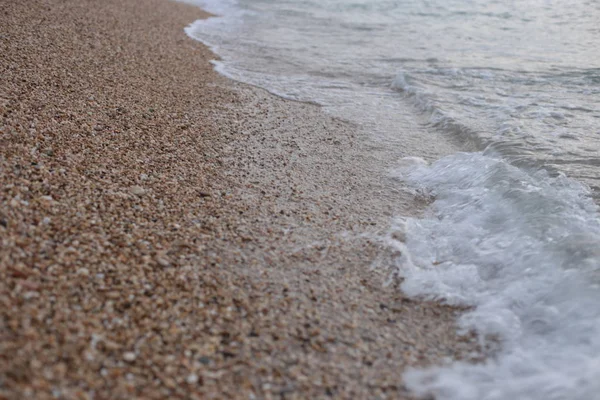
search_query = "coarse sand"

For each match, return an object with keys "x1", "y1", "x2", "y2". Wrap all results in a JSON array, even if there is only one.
[{"x1": 1, "y1": 0, "x2": 481, "y2": 398}]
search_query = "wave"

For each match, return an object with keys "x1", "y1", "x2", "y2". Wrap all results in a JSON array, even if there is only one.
[
  {"x1": 388, "y1": 153, "x2": 600, "y2": 400},
  {"x1": 392, "y1": 71, "x2": 487, "y2": 149}
]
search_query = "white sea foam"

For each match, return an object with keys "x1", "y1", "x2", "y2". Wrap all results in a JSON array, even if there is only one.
[{"x1": 389, "y1": 153, "x2": 600, "y2": 400}]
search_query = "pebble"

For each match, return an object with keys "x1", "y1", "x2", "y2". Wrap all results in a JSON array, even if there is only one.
[
  {"x1": 130, "y1": 185, "x2": 146, "y2": 196},
  {"x1": 156, "y1": 256, "x2": 171, "y2": 268},
  {"x1": 23, "y1": 291, "x2": 40, "y2": 300},
  {"x1": 39, "y1": 195, "x2": 54, "y2": 207},
  {"x1": 123, "y1": 352, "x2": 137, "y2": 362}
]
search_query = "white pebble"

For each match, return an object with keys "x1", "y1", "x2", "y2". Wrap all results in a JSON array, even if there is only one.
[
  {"x1": 123, "y1": 352, "x2": 136, "y2": 362},
  {"x1": 130, "y1": 185, "x2": 146, "y2": 196}
]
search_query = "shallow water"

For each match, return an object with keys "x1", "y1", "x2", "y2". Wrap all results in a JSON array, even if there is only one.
[
  {"x1": 186, "y1": 0, "x2": 600, "y2": 190},
  {"x1": 183, "y1": 1, "x2": 600, "y2": 398}
]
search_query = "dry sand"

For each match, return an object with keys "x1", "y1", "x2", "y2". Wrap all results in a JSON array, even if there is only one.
[{"x1": 1, "y1": 0, "x2": 480, "y2": 398}]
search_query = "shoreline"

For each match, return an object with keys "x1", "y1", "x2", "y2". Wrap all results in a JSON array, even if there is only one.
[{"x1": 1, "y1": 0, "x2": 479, "y2": 398}]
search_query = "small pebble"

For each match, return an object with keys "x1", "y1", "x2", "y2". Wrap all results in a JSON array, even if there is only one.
[
  {"x1": 130, "y1": 186, "x2": 146, "y2": 196},
  {"x1": 23, "y1": 291, "x2": 40, "y2": 300},
  {"x1": 156, "y1": 256, "x2": 171, "y2": 268}
]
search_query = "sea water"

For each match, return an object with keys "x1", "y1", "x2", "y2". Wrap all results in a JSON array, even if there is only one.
[{"x1": 182, "y1": 1, "x2": 600, "y2": 399}]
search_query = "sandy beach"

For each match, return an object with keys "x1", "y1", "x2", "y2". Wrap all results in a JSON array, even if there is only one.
[{"x1": 1, "y1": 0, "x2": 479, "y2": 398}]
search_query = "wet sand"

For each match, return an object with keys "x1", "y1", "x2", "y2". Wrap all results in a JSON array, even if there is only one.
[{"x1": 0, "y1": 0, "x2": 479, "y2": 398}]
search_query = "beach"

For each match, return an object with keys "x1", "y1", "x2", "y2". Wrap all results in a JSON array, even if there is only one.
[{"x1": 0, "y1": 0, "x2": 481, "y2": 399}]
